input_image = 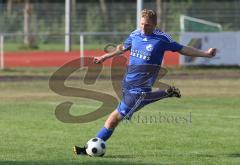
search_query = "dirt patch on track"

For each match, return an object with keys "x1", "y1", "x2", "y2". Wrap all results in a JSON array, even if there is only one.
[
  {"x1": 164, "y1": 72, "x2": 240, "y2": 80},
  {"x1": 1, "y1": 72, "x2": 239, "y2": 82}
]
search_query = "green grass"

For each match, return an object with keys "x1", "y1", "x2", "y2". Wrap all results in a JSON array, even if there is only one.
[
  {"x1": 0, "y1": 69, "x2": 240, "y2": 164},
  {"x1": 4, "y1": 43, "x2": 106, "y2": 51},
  {"x1": 0, "y1": 66, "x2": 239, "y2": 76}
]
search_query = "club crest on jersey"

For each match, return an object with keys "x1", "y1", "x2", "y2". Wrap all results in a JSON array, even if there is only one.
[{"x1": 146, "y1": 44, "x2": 153, "y2": 51}]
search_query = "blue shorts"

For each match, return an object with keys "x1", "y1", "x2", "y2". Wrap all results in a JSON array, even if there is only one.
[{"x1": 117, "y1": 89, "x2": 168, "y2": 119}]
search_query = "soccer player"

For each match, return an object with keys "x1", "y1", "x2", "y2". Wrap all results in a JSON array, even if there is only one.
[{"x1": 74, "y1": 9, "x2": 216, "y2": 155}]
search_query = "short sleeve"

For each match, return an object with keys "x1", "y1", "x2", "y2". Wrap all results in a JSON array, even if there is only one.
[
  {"x1": 123, "y1": 35, "x2": 132, "y2": 51},
  {"x1": 123, "y1": 29, "x2": 140, "y2": 51},
  {"x1": 161, "y1": 40, "x2": 183, "y2": 52}
]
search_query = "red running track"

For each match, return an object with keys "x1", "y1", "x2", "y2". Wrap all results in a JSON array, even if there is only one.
[{"x1": 3, "y1": 50, "x2": 179, "y2": 68}]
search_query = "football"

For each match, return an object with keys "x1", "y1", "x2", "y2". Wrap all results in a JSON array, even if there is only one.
[{"x1": 85, "y1": 137, "x2": 106, "y2": 157}]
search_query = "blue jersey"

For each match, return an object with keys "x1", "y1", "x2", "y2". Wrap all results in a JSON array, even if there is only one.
[{"x1": 122, "y1": 29, "x2": 183, "y2": 92}]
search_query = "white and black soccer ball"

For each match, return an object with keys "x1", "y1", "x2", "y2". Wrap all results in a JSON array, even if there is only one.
[{"x1": 85, "y1": 137, "x2": 106, "y2": 157}]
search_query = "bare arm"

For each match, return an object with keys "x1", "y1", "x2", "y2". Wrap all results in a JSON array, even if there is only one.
[
  {"x1": 179, "y1": 46, "x2": 216, "y2": 58},
  {"x1": 94, "y1": 44, "x2": 127, "y2": 64}
]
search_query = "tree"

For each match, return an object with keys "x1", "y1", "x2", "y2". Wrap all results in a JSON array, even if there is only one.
[
  {"x1": 156, "y1": 0, "x2": 168, "y2": 31},
  {"x1": 99, "y1": 0, "x2": 112, "y2": 31},
  {"x1": 7, "y1": 0, "x2": 13, "y2": 15},
  {"x1": 23, "y1": 0, "x2": 37, "y2": 48},
  {"x1": 23, "y1": 0, "x2": 31, "y2": 45}
]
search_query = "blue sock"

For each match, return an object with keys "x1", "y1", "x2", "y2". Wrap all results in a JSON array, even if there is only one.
[{"x1": 96, "y1": 127, "x2": 114, "y2": 141}]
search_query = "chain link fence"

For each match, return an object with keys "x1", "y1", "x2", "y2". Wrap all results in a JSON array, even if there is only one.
[
  {"x1": 1, "y1": 0, "x2": 240, "y2": 34},
  {"x1": 0, "y1": 0, "x2": 240, "y2": 68}
]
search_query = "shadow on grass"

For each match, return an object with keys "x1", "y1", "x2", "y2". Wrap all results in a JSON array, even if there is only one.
[
  {"x1": 189, "y1": 152, "x2": 240, "y2": 158},
  {"x1": 159, "y1": 153, "x2": 216, "y2": 158},
  {"x1": 0, "y1": 160, "x2": 160, "y2": 165},
  {"x1": 160, "y1": 152, "x2": 240, "y2": 159},
  {"x1": 104, "y1": 154, "x2": 136, "y2": 159},
  {"x1": 192, "y1": 153, "x2": 215, "y2": 158},
  {"x1": 225, "y1": 153, "x2": 240, "y2": 158}
]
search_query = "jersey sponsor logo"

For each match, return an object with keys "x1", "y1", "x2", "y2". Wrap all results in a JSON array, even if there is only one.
[
  {"x1": 131, "y1": 49, "x2": 151, "y2": 61},
  {"x1": 143, "y1": 38, "x2": 148, "y2": 41},
  {"x1": 146, "y1": 44, "x2": 153, "y2": 51}
]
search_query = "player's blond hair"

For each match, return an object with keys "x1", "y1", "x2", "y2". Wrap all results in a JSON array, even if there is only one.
[{"x1": 141, "y1": 9, "x2": 157, "y2": 25}]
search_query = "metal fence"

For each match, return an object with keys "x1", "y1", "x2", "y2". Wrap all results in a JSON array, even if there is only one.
[
  {"x1": 1, "y1": 0, "x2": 240, "y2": 34},
  {"x1": 0, "y1": 0, "x2": 240, "y2": 68},
  {"x1": 0, "y1": 31, "x2": 182, "y2": 69}
]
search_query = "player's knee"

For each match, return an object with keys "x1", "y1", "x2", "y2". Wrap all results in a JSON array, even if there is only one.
[
  {"x1": 105, "y1": 110, "x2": 122, "y2": 129},
  {"x1": 105, "y1": 118, "x2": 119, "y2": 129}
]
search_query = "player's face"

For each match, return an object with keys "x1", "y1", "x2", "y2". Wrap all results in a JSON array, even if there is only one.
[{"x1": 140, "y1": 17, "x2": 156, "y2": 35}]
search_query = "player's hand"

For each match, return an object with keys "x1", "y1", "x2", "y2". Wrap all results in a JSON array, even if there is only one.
[
  {"x1": 93, "y1": 56, "x2": 105, "y2": 64},
  {"x1": 207, "y1": 48, "x2": 217, "y2": 58}
]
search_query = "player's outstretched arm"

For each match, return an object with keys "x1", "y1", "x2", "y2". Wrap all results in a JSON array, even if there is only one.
[
  {"x1": 179, "y1": 46, "x2": 216, "y2": 58},
  {"x1": 94, "y1": 44, "x2": 126, "y2": 64}
]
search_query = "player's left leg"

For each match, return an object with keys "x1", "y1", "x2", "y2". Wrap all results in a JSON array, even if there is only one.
[
  {"x1": 166, "y1": 86, "x2": 181, "y2": 98},
  {"x1": 74, "y1": 86, "x2": 181, "y2": 155},
  {"x1": 143, "y1": 86, "x2": 181, "y2": 104},
  {"x1": 132, "y1": 86, "x2": 181, "y2": 114}
]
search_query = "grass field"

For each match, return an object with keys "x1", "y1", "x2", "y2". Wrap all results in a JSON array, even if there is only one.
[
  {"x1": 0, "y1": 68, "x2": 240, "y2": 164},
  {"x1": 4, "y1": 43, "x2": 106, "y2": 51}
]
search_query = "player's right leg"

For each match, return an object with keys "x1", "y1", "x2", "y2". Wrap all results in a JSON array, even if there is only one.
[
  {"x1": 73, "y1": 145, "x2": 87, "y2": 155},
  {"x1": 104, "y1": 110, "x2": 123, "y2": 129},
  {"x1": 74, "y1": 109, "x2": 123, "y2": 156},
  {"x1": 73, "y1": 90, "x2": 142, "y2": 156},
  {"x1": 95, "y1": 110, "x2": 122, "y2": 142},
  {"x1": 95, "y1": 90, "x2": 145, "y2": 142}
]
